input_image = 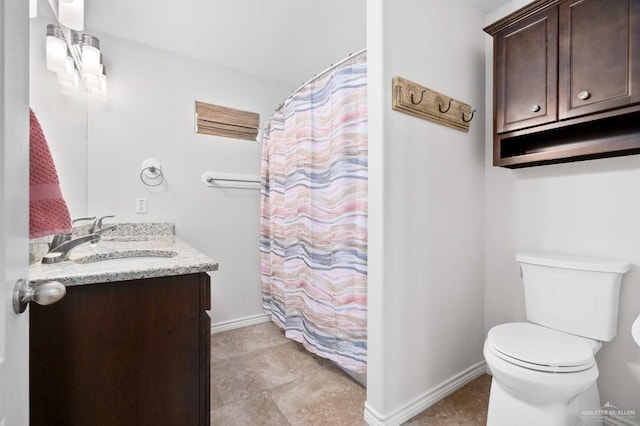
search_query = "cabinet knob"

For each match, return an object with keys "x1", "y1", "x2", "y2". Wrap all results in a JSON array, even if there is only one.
[
  {"x1": 577, "y1": 90, "x2": 591, "y2": 100},
  {"x1": 530, "y1": 104, "x2": 541, "y2": 113}
]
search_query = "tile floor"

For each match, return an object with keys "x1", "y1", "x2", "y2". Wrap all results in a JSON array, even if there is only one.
[{"x1": 210, "y1": 322, "x2": 491, "y2": 425}]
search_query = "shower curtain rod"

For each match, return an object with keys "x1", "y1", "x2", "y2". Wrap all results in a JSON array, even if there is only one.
[{"x1": 277, "y1": 48, "x2": 367, "y2": 110}]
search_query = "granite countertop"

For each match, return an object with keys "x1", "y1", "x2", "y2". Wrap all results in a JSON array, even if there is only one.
[{"x1": 29, "y1": 222, "x2": 219, "y2": 286}]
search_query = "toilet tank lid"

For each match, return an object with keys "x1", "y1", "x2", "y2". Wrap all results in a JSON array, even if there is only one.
[{"x1": 516, "y1": 253, "x2": 631, "y2": 273}]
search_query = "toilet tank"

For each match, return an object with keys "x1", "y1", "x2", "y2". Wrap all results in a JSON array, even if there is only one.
[{"x1": 516, "y1": 253, "x2": 630, "y2": 342}]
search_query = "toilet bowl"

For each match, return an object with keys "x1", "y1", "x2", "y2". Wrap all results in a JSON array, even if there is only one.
[
  {"x1": 484, "y1": 253, "x2": 630, "y2": 426},
  {"x1": 484, "y1": 323, "x2": 602, "y2": 426}
]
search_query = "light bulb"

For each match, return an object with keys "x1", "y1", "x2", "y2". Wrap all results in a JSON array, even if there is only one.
[
  {"x1": 57, "y1": 57, "x2": 78, "y2": 96},
  {"x1": 81, "y1": 34, "x2": 101, "y2": 78},
  {"x1": 58, "y1": 0, "x2": 84, "y2": 31},
  {"x1": 86, "y1": 65, "x2": 107, "y2": 94},
  {"x1": 57, "y1": 56, "x2": 77, "y2": 85},
  {"x1": 46, "y1": 25, "x2": 67, "y2": 72},
  {"x1": 29, "y1": 0, "x2": 37, "y2": 18},
  {"x1": 85, "y1": 76, "x2": 100, "y2": 93},
  {"x1": 98, "y1": 65, "x2": 107, "y2": 96},
  {"x1": 99, "y1": 73, "x2": 107, "y2": 94},
  {"x1": 60, "y1": 83, "x2": 78, "y2": 96}
]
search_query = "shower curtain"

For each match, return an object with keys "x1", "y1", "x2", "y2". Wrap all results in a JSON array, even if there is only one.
[{"x1": 260, "y1": 52, "x2": 367, "y2": 373}]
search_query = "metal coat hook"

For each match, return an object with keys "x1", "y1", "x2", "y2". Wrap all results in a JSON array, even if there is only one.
[
  {"x1": 462, "y1": 109, "x2": 476, "y2": 123},
  {"x1": 410, "y1": 90, "x2": 426, "y2": 105},
  {"x1": 392, "y1": 76, "x2": 474, "y2": 132},
  {"x1": 438, "y1": 98, "x2": 453, "y2": 113}
]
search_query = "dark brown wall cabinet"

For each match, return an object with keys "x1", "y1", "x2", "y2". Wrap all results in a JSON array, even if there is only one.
[
  {"x1": 485, "y1": 0, "x2": 640, "y2": 168},
  {"x1": 30, "y1": 273, "x2": 211, "y2": 426}
]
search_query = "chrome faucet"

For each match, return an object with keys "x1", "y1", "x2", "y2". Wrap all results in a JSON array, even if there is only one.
[
  {"x1": 42, "y1": 234, "x2": 100, "y2": 264},
  {"x1": 42, "y1": 224, "x2": 118, "y2": 264}
]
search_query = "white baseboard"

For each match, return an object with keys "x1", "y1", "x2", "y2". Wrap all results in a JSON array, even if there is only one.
[
  {"x1": 211, "y1": 313, "x2": 272, "y2": 334},
  {"x1": 364, "y1": 361, "x2": 487, "y2": 426}
]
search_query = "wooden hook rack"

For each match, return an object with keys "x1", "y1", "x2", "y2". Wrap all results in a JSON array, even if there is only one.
[{"x1": 392, "y1": 76, "x2": 475, "y2": 132}]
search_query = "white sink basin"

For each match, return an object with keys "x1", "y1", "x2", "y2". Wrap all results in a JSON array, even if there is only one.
[
  {"x1": 73, "y1": 250, "x2": 177, "y2": 266},
  {"x1": 87, "y1": 256, "x2": 171, "y2": 267}
]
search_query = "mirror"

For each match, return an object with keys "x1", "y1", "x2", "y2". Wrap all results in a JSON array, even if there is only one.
[
  {"x1": 30, "y1": 0, "x2": 88, "y2": 218},
  {"x1": 28, "y1": 0, "x2": 366, "y2": 222}
]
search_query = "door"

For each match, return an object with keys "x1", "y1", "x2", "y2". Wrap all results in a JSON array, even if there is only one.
[
  {"x1": 495, "y1": 5, "x2": 558, "y2": 133},
  {"x1": 559, "y1": 0, "x2": 640, "y2": 119},
  {"x1": 0, "y1": 0, "x2": 30, "y2": 424}
]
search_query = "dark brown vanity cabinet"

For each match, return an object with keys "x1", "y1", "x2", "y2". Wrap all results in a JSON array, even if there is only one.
[
  {"x1": 29, "y1": 273, "x2": 211, "y2": 426},
  {"x1": 486, "y1": 0, "x2": 640, "y2": 167}
]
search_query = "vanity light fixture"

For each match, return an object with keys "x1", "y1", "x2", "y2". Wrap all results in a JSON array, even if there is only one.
[{"x1": 44, "y1": 25, "x2": 107, "y2": 96}]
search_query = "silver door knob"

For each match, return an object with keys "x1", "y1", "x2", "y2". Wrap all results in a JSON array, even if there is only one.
[
  {"x1": 13, "y1": 279, "x2": 66, "y2": 314},
  {"x1": 577, "y1": 90, "x2": 591, "y2": 100},
  {"x1": 530, "y1": 104, "x2": 541, "y2": 112}
]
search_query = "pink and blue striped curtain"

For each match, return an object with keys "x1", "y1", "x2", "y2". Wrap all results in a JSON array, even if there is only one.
[{"x1": 260, "y1": 52, "x2": 367, "y2": 373}]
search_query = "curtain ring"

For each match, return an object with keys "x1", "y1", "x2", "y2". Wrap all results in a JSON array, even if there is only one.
[
  {"x1": 462, "y1": 109, "x2": 476, "y2": 123},
  {"x1": 410, "y1": 90, "x2": 425, "y2": 105},
  {"x1": 140, "y1": 166, "x2": 165, "y2": 187},
  {"x1": 438, "y1": 98, "x2": 453, "y2": 113}
]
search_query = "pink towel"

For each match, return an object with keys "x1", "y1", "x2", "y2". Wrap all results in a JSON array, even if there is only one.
[{"x1": 29, "y1": 108, "x2": 72, "y2": 239}]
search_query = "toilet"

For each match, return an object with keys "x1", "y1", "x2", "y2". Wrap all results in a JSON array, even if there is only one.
[{"x1": 484, "y1": 253, "x2": 630, "y2": 426}]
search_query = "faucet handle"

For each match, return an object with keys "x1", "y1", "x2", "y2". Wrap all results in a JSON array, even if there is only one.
[
  {"x1": 50, "y1": 233, "x2": 72, "y2": 250},
  {"x1": 94, "y1": 224, "x2": 117, "y2": 235},
  {"x1": 50, "y1": 217, "x2": 95, "y2": 249},
  {"x1": 90, "y1": 215, "x2": 116, "y2": 234},
  {"x1": 89, "y1": 223, "x2": 117, "y2": 244},
  {"x1": 72, "y1": 216, "x2": 96, "y2": 225}
]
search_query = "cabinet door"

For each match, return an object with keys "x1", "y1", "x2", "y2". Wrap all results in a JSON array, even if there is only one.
[
  {"x1": 495, "y1": 6, "x2": 558, "y2": 133},
  {"x1": 30, "y1": 274, "x2": 211, "y2": 426},
  {"x1": 559, "y1": 0, "x2": 640, "y2": 119}
]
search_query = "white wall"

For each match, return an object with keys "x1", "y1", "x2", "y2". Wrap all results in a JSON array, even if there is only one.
[
  {"x1": 366, "y1": 0, "x2": 486, "y2": 422},
  {"x1": 83, "y1": 34, "x2": 289, "y2": 325},
  {"x1": 30, "y1": 22, "x2": 288, "y2": 325},
  {"x1": 484, "y1": 0, "x2": 640, "y2": 416},
  {"x1": 29, "y1": 14, "x2": 89, "y2": 218}
]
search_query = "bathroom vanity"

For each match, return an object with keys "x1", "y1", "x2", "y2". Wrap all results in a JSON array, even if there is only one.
[{"x1": 28, "y1": 224, "x2": 218, "y2": 426}]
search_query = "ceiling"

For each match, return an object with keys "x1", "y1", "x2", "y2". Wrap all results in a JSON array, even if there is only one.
[
  {"x1": 80, "y1": 0, "x2": 510, "y2": 93},
  {"x1": 85, "y1": 0, "x2": 367, "y2": 92},
  {"x1": 468, "y1": 0, "x2": 514, "y2": 13}
]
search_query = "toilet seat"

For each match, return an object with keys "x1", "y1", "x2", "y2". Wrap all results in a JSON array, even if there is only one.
[{"x1": 487, "y1": 323, "x2": 597, "y2": 373}]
